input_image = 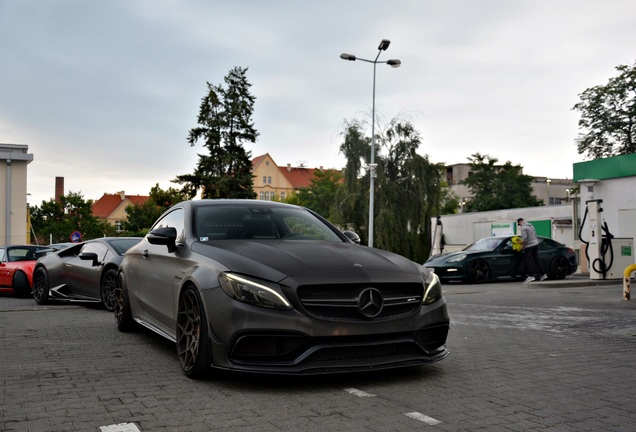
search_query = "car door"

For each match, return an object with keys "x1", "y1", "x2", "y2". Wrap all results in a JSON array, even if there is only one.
[
  {"x1": 490, "y1": 238, "x2": 523, "y2": 278},
  {"x1": 64, "y1": 241, "x2": 108, "y2": 298},
  {"x1": 0, "y1": 248, "x2": 10, "y2": 289},
  {"x1": 135, "y1": 208, "x2": 183, "y2": 332}
]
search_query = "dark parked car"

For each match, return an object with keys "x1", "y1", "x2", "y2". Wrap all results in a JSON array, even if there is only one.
[
  {"x1": 115, "y1": 200, "x2": 450, "y2": 377},
  {"x1": 0, "y1": 245, "x2": 53, "y2": 297},
  {"x1": 32, "y1": 237, "x2": 141, "y2": 310},
  {"x1": 424, "y1": 235, "x2": 577, "y2": 284}
]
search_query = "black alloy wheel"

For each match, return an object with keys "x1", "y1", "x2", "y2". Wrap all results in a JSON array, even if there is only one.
[
  {"x1": 468, "y1": 259, "x2": 491, "y2": 284},
  {"x1": 32, "y1": 267, "x2": 50, "y2": 305},
  {"x1": 550, "y1": 256, "x2": 569, "y2": 280},
  {"x1": 176, "y1": 286, "x2": 213, "y2": 379},
  {"x1": 101, "y1": 268, "x2": 118, "y2": 312}
]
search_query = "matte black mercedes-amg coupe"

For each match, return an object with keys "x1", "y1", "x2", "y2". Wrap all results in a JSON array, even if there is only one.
[{"x1": 115, "y1": 200, "x2": 449, "y2": 377}]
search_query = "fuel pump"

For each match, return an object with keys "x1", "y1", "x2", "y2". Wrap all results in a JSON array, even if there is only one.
[
  {"x1": 577, "y1": 179, "x2": 619, "y2": 280},
  {"x1": 430, "y1": 216, "x2": 444, "y2": 257}
]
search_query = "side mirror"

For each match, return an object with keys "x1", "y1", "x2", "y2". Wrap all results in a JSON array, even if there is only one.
[
  {"x1": 343, "y1": 230, "x2": 361, "y2": 244},
  {"x1": 79, "y1": 252, "x2": 100, "y2": 266},
  {"x1": 148, "y1": 227, "x2": 178, "y2": 253}
]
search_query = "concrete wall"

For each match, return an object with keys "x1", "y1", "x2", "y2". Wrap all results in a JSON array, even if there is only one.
[
  {"x1": 1, "y1": 144, "x2": 34, "y2": 245},
  {"x1": 431, "y1": 204, "x2": 574, "y2": 254}
]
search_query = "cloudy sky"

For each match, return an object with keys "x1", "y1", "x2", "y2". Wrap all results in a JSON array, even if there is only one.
[{"x1": 1, "y1": 0, "x2": 635, "y2": 206}]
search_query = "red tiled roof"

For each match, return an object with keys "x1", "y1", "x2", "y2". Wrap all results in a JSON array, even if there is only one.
[
  {"x1": 280, "y1": 167, "x2": 316, "y2": 189},
  {"x1": 252, "y1": 154, "x2": 267, "y2": 169},
  {"x1": 92, "y1": 193, "x2": 150, "y2": 218}
]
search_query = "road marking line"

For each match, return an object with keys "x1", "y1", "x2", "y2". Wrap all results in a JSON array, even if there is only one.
[
  {"x1": 99, "y1": 423, "x2": 141, "y2": 432},
  {"x1": 404, "y1": 411, "x2": 441, "y2": 425},
  {"x1": 344, "y1": 388, "x2": 376, "y2": 397}
]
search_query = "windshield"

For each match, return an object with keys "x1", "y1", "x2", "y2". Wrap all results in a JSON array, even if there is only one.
[
  {"x1": 4, "y1": 246, "x2": 49, "y2": 262},
  {"x1": 464, "y1": 237, "x2": 504, "y2": 252},
  {"x1": 195, "y1": 204, "x2": 343, "y2": 242}
]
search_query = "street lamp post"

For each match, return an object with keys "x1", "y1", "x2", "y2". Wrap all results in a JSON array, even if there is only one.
[{"x1": 340, "y1": 39, "x2": 401, "y2": 248}]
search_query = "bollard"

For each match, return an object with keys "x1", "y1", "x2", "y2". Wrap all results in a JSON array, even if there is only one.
[{"x1": 624, "y1": 264, "x2": 636, "y2": 301}]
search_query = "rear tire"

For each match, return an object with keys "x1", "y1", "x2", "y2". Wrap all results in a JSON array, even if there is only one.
[
  {"x1": 114, "y1": 273, "x2": 136, "y2": 332},
  {"x1": 550, "y1": 256, "x2": 569, "y2": 280},
  {"x1": 32, "y1": 267, "x2": 50, "y2": 305},
  {"x1": 100, "y1": 268, "x2": 118, "y2": 312},
  {"x1": 13, "y1": 271, "x2": 31, "y2": 298},
  {"x1": 176, "y1": 286, "x2": 213, "y2": 379}
]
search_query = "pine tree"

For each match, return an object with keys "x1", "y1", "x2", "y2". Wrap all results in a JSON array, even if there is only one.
[{"x1": 175, "y1": 67, "x2": 257, "y2": 199}]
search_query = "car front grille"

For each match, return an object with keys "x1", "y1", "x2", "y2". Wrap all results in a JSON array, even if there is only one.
[
  {"x1": 229, "y1": 324, "x2": 450, "y2": 371},
  {"x1": 296, "y1": 283, "x2": 424, "y2": 321}
]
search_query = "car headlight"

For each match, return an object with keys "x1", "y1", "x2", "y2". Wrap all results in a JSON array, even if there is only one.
[
  {"x1": 218, "y1": 273, "x2": 293, "y2": 310},
  {"x1": 422, "y1": 270, "x2": 443, "y2": 305},
  {"x1": 447, "y1": 253, "x2": 466, "y2": 263}
]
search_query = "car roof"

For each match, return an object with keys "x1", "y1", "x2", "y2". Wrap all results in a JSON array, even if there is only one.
[{"x1": 190, "y1": 199, "x2": 299, "y2": 209}]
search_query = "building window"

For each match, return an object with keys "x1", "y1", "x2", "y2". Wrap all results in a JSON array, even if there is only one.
[
  {"x1": 280, "y1": 192, "x2": 286, "y2": 200},
  {"x1": 266, "y1": 161, "x2": 269, "y2": 166},
  {"x1": 259, "y1": 191, "x2": 265, "y2": 200},
  {"x1": 267, "y1": 176, "x2": 272, "y2": 184},
  {"x1": 115, "y1": 221, "x2": 123, "y2": 232},
  {"x1": 262, "y1": 176, "x2": 267, "y2": 184}
]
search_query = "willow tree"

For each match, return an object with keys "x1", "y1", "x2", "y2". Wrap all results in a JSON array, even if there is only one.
[
  {"x1": 333, "y1": 118, "x2": 443, "y2": 262},
  {"x1": 332, "y1": 120, "x2": 370, "y2": 235},
  {"x1": 174, "y1": 67, "x2": 257, "y2": 199}
]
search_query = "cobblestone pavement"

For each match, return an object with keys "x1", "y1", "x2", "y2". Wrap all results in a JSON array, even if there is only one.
[{"x1": 1, "y1": 279, "x2": 635, "y2": 431}]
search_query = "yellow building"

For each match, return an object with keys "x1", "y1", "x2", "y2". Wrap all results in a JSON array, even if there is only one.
[{"x1": 252, "y1": 153, "x2": 330, "y2": 201}]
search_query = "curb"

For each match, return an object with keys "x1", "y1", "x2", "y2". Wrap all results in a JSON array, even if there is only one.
[{"x1": 525, "y1": 275, "x2": 625, "y2": 289}]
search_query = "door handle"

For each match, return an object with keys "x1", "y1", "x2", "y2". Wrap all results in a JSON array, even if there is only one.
[{"x1": 142, "y1": 250, "x2": 149, "y2": 258}]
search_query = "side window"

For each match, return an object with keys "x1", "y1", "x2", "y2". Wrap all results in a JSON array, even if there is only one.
[{"x1": 153, "y1": 208, "x2": 185, "y2": 241}]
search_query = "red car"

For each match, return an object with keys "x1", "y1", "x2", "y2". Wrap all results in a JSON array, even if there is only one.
[{"x1": 0, "y1": 245, "x2": 53, "y2": 297}]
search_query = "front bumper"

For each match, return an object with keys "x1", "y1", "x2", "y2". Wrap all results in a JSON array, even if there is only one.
[{"x1": 202, "y1": 288, "x2": 450, "y2": 375}]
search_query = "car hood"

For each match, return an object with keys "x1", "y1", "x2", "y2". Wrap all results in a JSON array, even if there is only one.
[
  {"x1": 425, "y1": 250, "x2": 476, "y2": 265},
  {"x1": 191, "y1": 240, "x2": 423, "y2": 285}
]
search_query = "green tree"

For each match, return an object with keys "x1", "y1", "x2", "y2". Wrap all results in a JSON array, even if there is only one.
[
  {"x1": 332, "y1": 118, "x2": 443, "y2": 262},
  {"x1": 291, "y1": 169, "x2": 343, "y2": 218},
  {"x1": 436, "y1": 182, "x2": 460, "y2": 215},
  {"x1": 121, "y1": 184, "x2": 188, "y2": 236},
  {"x1": 573, "y1": 60, "x2": 636, "y2": 159},
  {"x1": 30, "y1": 192, "x2": 114, "y2": 244},
  {"x1": 174, "y1": 67, "x2": 257, "y2": 199},
  {"x1": 149, "y1": 183, "x2": 188, "y2": 209},
  {"x1": 463, "y1": 153, "x2": 543, "y2": 212}
]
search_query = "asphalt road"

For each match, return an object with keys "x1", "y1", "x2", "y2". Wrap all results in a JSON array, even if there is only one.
[{"x1": 1, "y1": 278, "x2": 635, "y2": 432}]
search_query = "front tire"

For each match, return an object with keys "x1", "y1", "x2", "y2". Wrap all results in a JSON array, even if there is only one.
[
  {"x1": 13, "y1": 271, "x2": 31, "y2": 298},
  {"x1": 114, "y1": 273, "x2": 136, "y2": 332},
  {"x1": 100, "y1": 268, "x2": 118, "y2": 311},
  {"x1": 467, "y1": 259, "x2": 491, "y2": 284},
  {"x1": 32, "y1": 267, "x2": 50, "y2": 305},
  {"x1": 176, "y1": 286, "x2": 213, "y2": 379}
]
